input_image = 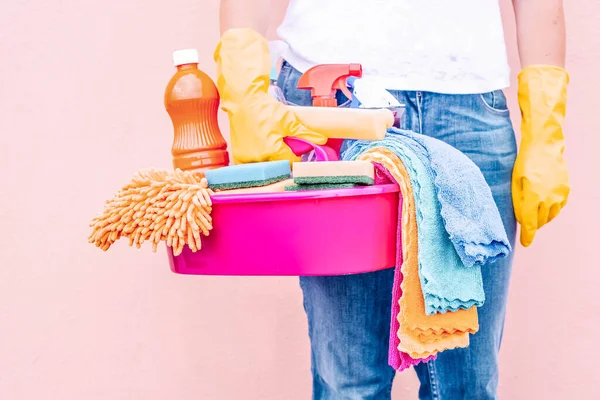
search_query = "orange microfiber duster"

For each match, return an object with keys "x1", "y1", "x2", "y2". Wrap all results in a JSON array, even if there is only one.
[{"x1": 89, "y1": 168, "x2": 214, "y2": 256}]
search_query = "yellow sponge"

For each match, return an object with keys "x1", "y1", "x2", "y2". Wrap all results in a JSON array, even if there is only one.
[{"x1": 292, "y1": 161, "x2": 374, "y2": 186}]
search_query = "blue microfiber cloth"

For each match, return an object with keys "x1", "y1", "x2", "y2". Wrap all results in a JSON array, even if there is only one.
[
  {"x1": 205, "y1": 160, "x2": 291, "y2": 190},
  {"x1": 344, "y1": 128, "x2": 511, "y2": 268},
  {"x1": 343, "y1": 133, "x2": 487, "y2": 314}
]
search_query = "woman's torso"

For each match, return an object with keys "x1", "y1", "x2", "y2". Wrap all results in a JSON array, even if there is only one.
[{"x1": 277, "y1": 0, "x2": 510, "y2": 94}]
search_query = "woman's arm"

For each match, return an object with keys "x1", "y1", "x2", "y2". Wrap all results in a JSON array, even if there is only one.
[
  {"x1": 510, "y1": 0, "x2": 570, "y2": 247},
  {"x1": 219, "y1": 0, "x2": 290, "y2": 36},
  {"x1": 512, "y1": 0, "x2": 566, "y2": 67}
]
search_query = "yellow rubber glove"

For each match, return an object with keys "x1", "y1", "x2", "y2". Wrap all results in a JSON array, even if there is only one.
[
  {"x1": 213, "y1": 28, "x2": 327, "y2": 164},
  {"x1": 513, "y1": 65, "x2": 570, "y2": 247}
]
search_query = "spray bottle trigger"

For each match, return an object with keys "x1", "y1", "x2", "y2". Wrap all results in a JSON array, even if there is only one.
[{"x1": 333, "y1": 76, "x2": 354, "y2": 103}]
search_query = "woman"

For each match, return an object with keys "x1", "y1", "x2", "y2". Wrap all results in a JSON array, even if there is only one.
[{"x1": 214, "y1": 1, "x2": 570, "y2": 398}]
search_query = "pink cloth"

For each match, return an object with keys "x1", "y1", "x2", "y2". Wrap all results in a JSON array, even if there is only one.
[{"x1": 373, "y1": 163, "x2": 435, "y2": 371}]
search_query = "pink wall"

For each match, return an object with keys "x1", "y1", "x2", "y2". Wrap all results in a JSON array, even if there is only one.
[{"x1": 0, "y1": 1, "x2": 598, "y2": 399}]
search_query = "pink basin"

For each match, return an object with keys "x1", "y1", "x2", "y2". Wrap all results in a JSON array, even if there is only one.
[{"x1": 167, "y1": 183, "x2": 400, "y2": 276}]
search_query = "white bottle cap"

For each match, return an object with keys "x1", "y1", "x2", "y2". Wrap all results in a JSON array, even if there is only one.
[{"x1": 172, "y1": 49, "x2": 199, "y2": 66}]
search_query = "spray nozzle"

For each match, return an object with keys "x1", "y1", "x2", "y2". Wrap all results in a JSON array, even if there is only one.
[{"x1": 297, "y1": 64, "x2": 363, "y2": 107}]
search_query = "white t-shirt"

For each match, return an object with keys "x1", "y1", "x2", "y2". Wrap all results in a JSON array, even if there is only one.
[{"x1": 276, "y1": 0, "x2": 510, "y2": 94}]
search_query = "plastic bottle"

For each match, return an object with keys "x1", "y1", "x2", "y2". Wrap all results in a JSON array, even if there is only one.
[{"x1": 164, "y1": 49, "x2": 229, "y2": 174}]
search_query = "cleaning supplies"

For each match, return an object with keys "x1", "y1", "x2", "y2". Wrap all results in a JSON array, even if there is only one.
[
  {"x1": 394, "y1": 129, "x2": 510, "y2": 267},
  {"x1": 168, "y1": 182, "x2": 399, "y2": 276},
  {"x1": 292, "y1": 160, "x2": 374, "y2": 185},
  {"x1": 290, "y1": 106, "x2": 394, "y2": 140},
  {"x1": 380, "y1": 139, "x2": 484, "y2": 313},
  {"x1": 89, "y1": 169, "x2": 214, "y2": 255},
  {"x1": 165, "y1": 49, "x2": 229, "y2": 174},
  {"x1": 513, "y1": 65, "x2": 570, "y2": 247},
  {"x1": 296, "y1": 63, "x2": 363, "y2": 154},
  {"x1": 214, "y1": 29, "x2": 395, "y2": 163},
  {"x1": 284, "y1": 183, "x2": 358, "y2": 191},
  {"x1": 357, "y1": 148, "x2": 478, "y2": 361},
  {"x1": 344, "y1": 130, "x2": 511, "y2": 269},
  {"x1": 297, "y1": 64, "x2": 362, "y2": 107},
  {"x1": 205, "y1": 160, "x2": 291, "y2": 190},
  {"x1": 373, "y1": 163, "x2": 436, "y2": 371},
  {"x1": 348, "y1": 77, "x2": 404, "y2": 109},
  {"x1": 284, "y1": 136, "x2": 340, "y2": 161},
  {"x1": 214, "y1": 28, "x2": 328, "y2": 164},
  {"x1": 211, "y1": 179, "x2": 294, "y2": 195},
  {"x1": 345, "y1": 134, "x2": 488, "y2": 315},
  {"x1": 345, "y1": 76, "x2": 405, "y2": 131}
]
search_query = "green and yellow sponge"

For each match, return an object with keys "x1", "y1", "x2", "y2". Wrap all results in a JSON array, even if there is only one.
[{"x1": 291, "y1": 160, "x2": 374, "y2": 189}]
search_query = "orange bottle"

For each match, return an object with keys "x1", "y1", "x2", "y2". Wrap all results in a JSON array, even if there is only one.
[{"x1": 165, "y1": 49, "x2": 229, "y2": 174}]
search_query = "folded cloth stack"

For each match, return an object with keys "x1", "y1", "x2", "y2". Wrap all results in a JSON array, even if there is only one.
[{"x1": 342, "y1": 129, "x2": 511, "y2": 371}]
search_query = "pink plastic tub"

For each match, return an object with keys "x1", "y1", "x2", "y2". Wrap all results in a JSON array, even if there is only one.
[{"x1": 167, "y1": 184, "x2": 400, "y2": 276}]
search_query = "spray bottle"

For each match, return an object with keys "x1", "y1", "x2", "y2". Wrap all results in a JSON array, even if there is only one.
[
  {"x1": 295, "y1": 64, "x2": 363, "y2": 154},
  {"x1": 283, "y1": 64, "x2": 395, "y2": 161}
]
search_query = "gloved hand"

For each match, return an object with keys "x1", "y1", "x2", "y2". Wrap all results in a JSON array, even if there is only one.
[
  {"x1": 513, "y1": 65, "x2": 570, "y2": 247},
  {"x1": 213, "y1": 28, "x2": 327, "y2": 164}
]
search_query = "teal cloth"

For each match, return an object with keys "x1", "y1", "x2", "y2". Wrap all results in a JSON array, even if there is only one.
[{"x1": 343, "y1": 135, "x2": 485, "y2": 314}]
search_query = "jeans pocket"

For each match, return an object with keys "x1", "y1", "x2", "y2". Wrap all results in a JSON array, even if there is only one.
[
  {"x1": 277, "y1": 61, "x2": 352, "y2": 108},
  {"x1": 478, "y1": 90, "x2": 510, "y2": 115}
]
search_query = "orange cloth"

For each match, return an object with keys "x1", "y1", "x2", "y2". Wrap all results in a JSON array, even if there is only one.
[{"x1": 359, "y1": 148, "x2": 478, "y2": 359}]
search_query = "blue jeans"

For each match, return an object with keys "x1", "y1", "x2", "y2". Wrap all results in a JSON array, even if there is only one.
[{"x1": 278, "y1": 61, "x2": 518, "y2": 400}]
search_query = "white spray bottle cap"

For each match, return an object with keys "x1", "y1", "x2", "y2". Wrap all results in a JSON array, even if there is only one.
[{"x1": 172, "y1": 49, "x2": 199, "y2": 66}]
